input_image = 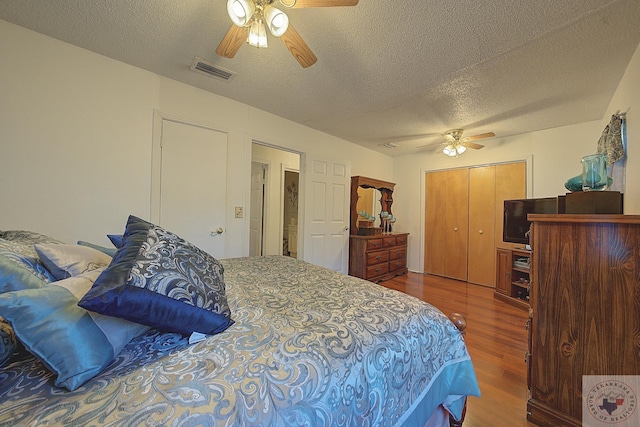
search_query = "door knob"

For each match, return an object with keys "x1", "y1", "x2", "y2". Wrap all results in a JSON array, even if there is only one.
[
  {"x1": 211, "y1": 227, "x2": 224, "y2": 236},
  {"x1": 453, "y1": 227, "x2": 458, "y2": 232},
  {"x1": 343, "y1": 226, "x2": 349, "y2": 231},
  {"x1": 479, "y1": 229, "x2": 483, "y2": 234}
]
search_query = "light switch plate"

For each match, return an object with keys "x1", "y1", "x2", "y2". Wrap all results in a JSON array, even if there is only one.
[{"x1": 235, "y1": 206, "x2": 243, "y2": 218}]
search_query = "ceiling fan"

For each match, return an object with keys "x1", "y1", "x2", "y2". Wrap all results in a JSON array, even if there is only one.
[
  {"x1": 216, "y1": 0, "x2": 359, "y2": 68},
  {"x1": 438, "y1": 129, "x2": 496, "y2": 157}
]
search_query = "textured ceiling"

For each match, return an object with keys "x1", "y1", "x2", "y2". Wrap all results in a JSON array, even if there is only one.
[{"x1": 1, "y1": 0, "x2": 639, "y2": 156}]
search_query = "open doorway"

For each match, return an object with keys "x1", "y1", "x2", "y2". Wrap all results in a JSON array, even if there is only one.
[
  {"x1": 250, "y1": 143, "x2": 300, "y2": 257},
  {"x1": 283, "y1": 170, "x2": 299, "y2": 257}
]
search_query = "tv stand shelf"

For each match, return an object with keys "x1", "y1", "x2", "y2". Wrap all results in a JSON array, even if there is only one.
[{"x1": 495, "y1": 248, "x2": 530, "y2": 310}]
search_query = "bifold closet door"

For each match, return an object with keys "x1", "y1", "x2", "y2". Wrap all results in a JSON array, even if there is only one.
[
  {"x1": 424, "y1": 168, "x2": 469, "y2": 281},
  {"x1": 468, "y1": 162, "x2": 527, "y2": 286},
  {"x1": 468, "y1": 166, "x2": 496, "y2": 286},
  {"x1": 425, "y1": 161, "x2": 525, "y2": 286}
]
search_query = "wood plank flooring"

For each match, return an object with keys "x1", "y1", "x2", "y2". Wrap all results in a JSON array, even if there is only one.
[{"x1": 380, "y1": 272, "x2": 539, "y2": 427}]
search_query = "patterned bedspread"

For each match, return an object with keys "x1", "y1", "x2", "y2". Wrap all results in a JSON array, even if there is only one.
[{"x1": 0, "y1": 256, "x2": 479, "y2": 426}]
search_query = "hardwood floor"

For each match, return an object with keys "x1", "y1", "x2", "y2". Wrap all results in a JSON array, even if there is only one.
[{"x1": 380, "y1": 272, "x2": 539, "y2": 427}]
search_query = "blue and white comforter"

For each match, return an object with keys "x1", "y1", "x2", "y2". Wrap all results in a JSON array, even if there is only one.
[{"x1": 0, "y1": 256, "x2": 479, "y2": 426}]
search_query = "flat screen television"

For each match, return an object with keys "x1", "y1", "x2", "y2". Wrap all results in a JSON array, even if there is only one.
[{"x1": 503, "y1": 197, "x2": 558, "y2": 244}]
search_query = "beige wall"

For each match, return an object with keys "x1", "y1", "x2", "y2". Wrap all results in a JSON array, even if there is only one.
[
  {"x1": 0, "y1": 19, "x2": 392, "y2": 257},
  {"x1": 1, "y1": 18, "x2": 637, "y2": 267}
]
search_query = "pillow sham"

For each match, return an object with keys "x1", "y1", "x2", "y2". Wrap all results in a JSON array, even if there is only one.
[
  {"x1": 0, "y1": 268, "x2": 149, "y2": 391},
  {"x1": 0, "y1": 230, "x2": 63, "y2": 245},
  {"x1": 35, "y1": 243, "x2": 112, "y2": 280},
  {"x1": 79, "y1": 215, "x2": 233, "y2": 336},
  {"x1": 0, "y1": 316, "x2": 17, "y2": 368}
]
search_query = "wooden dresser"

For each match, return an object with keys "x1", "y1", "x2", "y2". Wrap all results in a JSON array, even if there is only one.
[
  {"x1": 349, "y1": 233, "x2": 409, "y2": 282},
  {"x1": 527, "y1": 214, "x2": 640, "y2": 426}
]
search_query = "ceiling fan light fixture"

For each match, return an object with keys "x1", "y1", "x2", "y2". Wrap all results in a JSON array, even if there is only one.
[
  {"x1": 456, "y1": 144, "x2": 466, "y2": 155},
  {"x1": 264, "y1": 5, "x2": 289, "y2": 37},
  {"x1": 443, "y1": 144, "x2": 456, "y2": 157},
  {"x1": 227, "y1": 0, "x2": 255, "y2": 27},
  {"x1": 279, "y1": 0, "x2": 297, "y2": 7},
  {"x1": 248, "y1": 19, "x2": 268, "y2": 48}
]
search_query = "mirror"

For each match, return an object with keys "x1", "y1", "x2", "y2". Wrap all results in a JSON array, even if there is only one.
[
  {"x1": 350, "y1": 176, "x2": 396, "y2": 236},
  {"x1": 355, "y1": 187, "x2": 380, "y2": 223}
]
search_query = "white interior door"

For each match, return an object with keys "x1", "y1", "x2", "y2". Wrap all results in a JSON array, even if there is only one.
[
  {"x1": 249, "y1": 162, "x2": 266, "y2": 256},
  {"x1": 159, "y1": 119, "x2": 227, "y2": 259},
  {"x1": 302, "y1": 155, "x2": 350, "y2": 273}
]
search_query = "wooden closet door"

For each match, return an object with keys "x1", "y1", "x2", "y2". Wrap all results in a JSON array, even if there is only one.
[
  {"x1": 424, "y1": 171, "x2": 447, "y2": 277},
  {"x1": 468, "y1": 166, "x2": 496, "y2": 286},
  {"x1": 425, "y1": 168, "x2": 469, "y2": 281},
  {"x1": 495, "y1": 162, "x2": 526, "y2": 248}
]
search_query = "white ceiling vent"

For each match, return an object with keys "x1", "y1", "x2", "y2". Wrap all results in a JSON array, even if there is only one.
[{"x1": 190, "y1": 57, "x2": 235, "y2": 81}]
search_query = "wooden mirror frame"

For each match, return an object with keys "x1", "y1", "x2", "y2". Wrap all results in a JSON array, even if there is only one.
[{"x1": 350, "y1": 176, "x2": 396, "y2": 236}]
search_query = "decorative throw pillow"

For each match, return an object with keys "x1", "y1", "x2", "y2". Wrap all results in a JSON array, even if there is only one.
[
  {"x1": 35, "y1": 243, "x2": 112, "y2": 280},
  {"x1": 79, "y1": 215, "x2": 233, "y2": 336},
  {"x1": 0, "y1": 268, "x2": 149, "y2": 391},
  {"x1": 107, "y1": 234, "x2": 124, "y2": 248},
  {"x1": 0, "y1": 316, "x2": 17, "y2": 368}
]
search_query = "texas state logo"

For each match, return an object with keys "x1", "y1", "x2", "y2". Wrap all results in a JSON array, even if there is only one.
[{"x1": 584, "y1": 377, "x2": 637, "y2": 426}]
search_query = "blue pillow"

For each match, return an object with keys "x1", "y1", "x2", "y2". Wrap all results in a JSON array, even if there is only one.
[
  {"x1": 79, "y1": 215, "x2": 233, "y2": 336},
  {"x1": 0, "y1": 268, "x2": 149, "y2": 391},
  {"x1": 107, "y1": 234, "x2": 124, "y2": 248}
]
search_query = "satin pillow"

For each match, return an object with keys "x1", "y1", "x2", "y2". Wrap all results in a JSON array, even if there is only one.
[
  {"x1": 35, "y1": 244, "x2": 112, "y2": 280},
  {"x1": 79, "y1": 215, "x2": 233, "y2": 336},
  {"x1": 0, "y1": 268, "x2": 149, "y2": 391}
]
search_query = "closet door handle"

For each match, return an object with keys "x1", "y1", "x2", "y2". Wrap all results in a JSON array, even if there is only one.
[{"x1": 453, "y1": 227, "x2": 458, "y2": 232}]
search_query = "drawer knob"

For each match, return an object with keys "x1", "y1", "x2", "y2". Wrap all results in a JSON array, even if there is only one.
[{"x1": 376, "y1": 255, "x2": 382, "y2": 260}]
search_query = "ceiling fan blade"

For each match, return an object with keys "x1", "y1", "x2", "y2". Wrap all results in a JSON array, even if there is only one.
[
  {"x1": 215, "y1": 25, "x2": 249, "y2": 59},
  {"x1": 465, "y1": 142, "x2": 485, "y2": 150},
  {"x1": 280, "y1": 24, "x2": 317, "y2": 68},
  {"x1": 464, "y1": 132, "x2": 495, "y2": 142},
  {"x1": 286, "y1": 0, "x2": 359, "y2": 8}
]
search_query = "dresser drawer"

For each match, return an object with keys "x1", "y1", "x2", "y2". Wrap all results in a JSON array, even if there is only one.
[
  {"x1": 366, "y1": 263, "x2": 389, "y2": 279},
  {"x1": 366, "y1": 239, "x2": 383, "y2": 251},
  {"x1": 382, "y1": 236, "x2": 396, "y2": 248},
  {"x1": 367, "y1": 250, "x2": 389, "y2": 266},
  {"x1": 395, "y1": 234, "x2": 408, "y2": 246},
  {"x1": 389, "y1": 258, "x2": 406, "y2": 272},
  {"x1": 389, "y1": 247, "x2": 406, "y2": 261}
]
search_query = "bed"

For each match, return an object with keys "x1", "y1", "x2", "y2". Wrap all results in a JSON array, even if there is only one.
[{"x1": 0, "y1": 217, "x2": 480, "y2": 427}]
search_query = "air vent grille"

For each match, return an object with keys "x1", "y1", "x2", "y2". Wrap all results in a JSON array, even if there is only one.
[{"x1": 190, "y1": 57, "x2": 235, "y2": 81}]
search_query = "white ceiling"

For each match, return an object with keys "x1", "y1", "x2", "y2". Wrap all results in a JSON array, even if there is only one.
[{"x1": 1, "y1": 0, "x2": 639, "y2": 156}]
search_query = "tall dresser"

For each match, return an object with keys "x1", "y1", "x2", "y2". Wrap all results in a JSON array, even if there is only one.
[
  {"x1": 349, "y1": 233, "x2": 409, "y2": 282},
  {"x1": 527, "y1": 214, "x2": 640, "y2": 426}
]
